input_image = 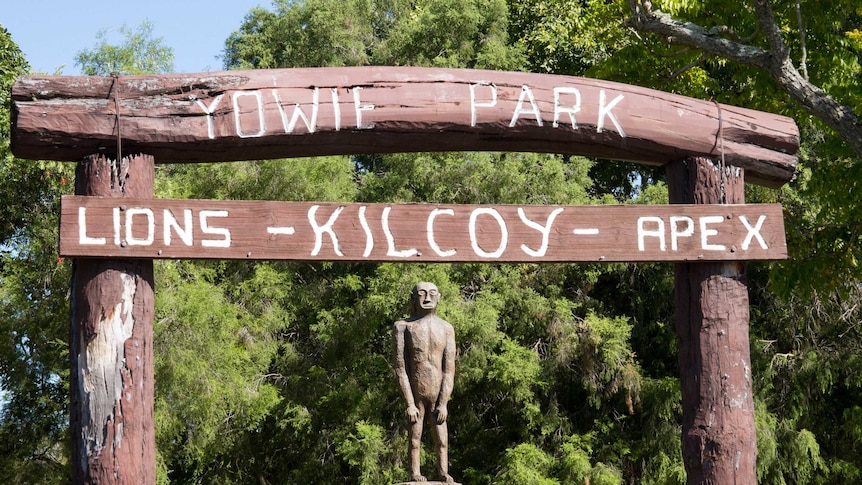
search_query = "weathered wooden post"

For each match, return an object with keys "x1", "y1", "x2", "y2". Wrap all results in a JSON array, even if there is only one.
[
  {"x1": 70, "y1": 154, "x2": 156, "y2": 483},
  {"x1": 10, "y1": 67, "x2": 798, "y2": 485},
  {"x1": 668, "y1": 157, "x2": 755, "y2": 483}
]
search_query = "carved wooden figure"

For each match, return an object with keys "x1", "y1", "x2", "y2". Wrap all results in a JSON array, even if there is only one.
[
  {"x1": 9, "y1": 66, "x2": 802, "y2": 485},
  {"x1": 393, "y1": 283, "x2": 458, "y2": 484}
]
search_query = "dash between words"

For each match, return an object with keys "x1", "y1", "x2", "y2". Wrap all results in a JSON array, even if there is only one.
[
  {"x1": 75, "y1": 204, "x2": 771, "y2": 259},
  {"x1": 191, "y1": 82, "x2": 627, "y2": 139}
]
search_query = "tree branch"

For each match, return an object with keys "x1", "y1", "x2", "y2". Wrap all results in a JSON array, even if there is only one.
[
  {"x1": 794, "y1": 0, "x2": 809, "y2": 80},
  {"x1": 625, "y1": 0, "x2": 862, "y2": 161},
  {"x1": 669, "y1": 53, "x2": 711, "y2": 79},
  {"x1": 624, "y1": 1, "x2": 771, "y2": 66},
  {"x1": 752, "y1": 0, "x2": 789, "y2": 60}
]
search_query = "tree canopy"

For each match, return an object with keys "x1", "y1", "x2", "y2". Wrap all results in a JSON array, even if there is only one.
[
  {"x1": 0, "y1": 24, "x2": 72, "y2": 483},
  {"x1": 1, "y1": 1, "x2": 862, "y2": 483},
  {"x1": 75, "y1": 21, "x2": 174, "y2": 76}
]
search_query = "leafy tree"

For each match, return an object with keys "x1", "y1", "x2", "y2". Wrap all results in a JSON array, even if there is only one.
[
  {"x1": 509, "y1": 0, "x2": 862, "y2": 482},
  {"x1": 371, "y1": 0, "x2": 525, "y2": 69},
  {"x1": 0, "y1": 25, "x2": 27, "y2": 144},
  {"x1": 223, "y1": 0, "x2": 525, "y2": 70},
  {"x1": 508, "y1": 0, "x2": 626, "y2": 76},
  {"x1": 75, "y1": 21, "x2": 174, "y2": 75},
  {"x1": 222, "y1": 1, "x2": 862, "y2": 483},
  {"x1": 223, "y1": 0, "x2": 386, "y2": 69},
  {"x1": 624, "y1": 0, "x2": 862, "y2": 159},
  {"x1": 0, "y1": 20, "x2": 175, "y2": 484},
  {"x1": 174, "y1": 3, "x2": 684, "y2": 484},
  {"x1": 8, "y1": 0, "x2": 862, "y2": 483},
  {"x1": 0, "y1": 25, "x2": 73, "y2": 483}
]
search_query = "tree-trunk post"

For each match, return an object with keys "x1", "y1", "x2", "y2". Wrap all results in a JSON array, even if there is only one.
[
  {"x1": 70, "y1": 154, "x2": 156, "y2": 484},
  {"x1": 667, "y1": 157, "x2": 756, "y2": 484}
]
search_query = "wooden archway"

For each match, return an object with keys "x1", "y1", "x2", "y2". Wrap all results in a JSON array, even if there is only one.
[{"x1": 12, "y1": 67, "x2": 798, "y2": 484}]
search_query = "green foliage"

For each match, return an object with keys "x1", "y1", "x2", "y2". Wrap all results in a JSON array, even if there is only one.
[
  {"x1": 337, "y1": 420, "x2": 402, "y2": 485},
  {"x1": 0, "y1": 219, "x2": 72, "y2": 482},
  {"x1": 563, "y1": 0, "x2": 862, "y2": 304},
  {"x1": 214, "y1": 1, "x2": 862, "y2": 482},
  {"x1": 516, "y1": 4, "x2": 862, "y2": 480},
  {"x1": 356, "y1": 152, "x2": 594, "y2": 205},
  {"x1": 0, "y1": 25, "x2": 74, "y2": 482},
  {"x1": 75, "y1": 21, "x2": 174, "y2": 75},
  {"x1": 755, "y1": 401, "x2": 830, "y2": 484},
  {"x1": 153, "y1": 261, "x2": 283, "y2": 480},
  {"x1": 558, "y1": 434, "x2": 593, "y2": 483},
  {"x1": 630, "y1": 378, "x2": 685, "y2": 483},
  {"x1": 553, "y1": 312, "x2": 640, "y2": 409},
  {"x1": 488, "y1": 337, "x2": 545, "y2": 426},
  {"x1": 224, "y1": 0, "x2": 382, "y2": 69},
  {"x1": 373, "y1": 0, "x2": 526, "y2": 69},
  {"x1": 0, "y1": 25, "x2": 28, "y2": 143},
  {"x1": 747, "y1": 262, "x2": 862, "y2": 483},
  {"x1": 509, "y1": 0, "x2": 628, "y2": 75},
  {"x1": 158, "y1": 156, "x2": 358, "y2": 202},
  {"x1": 497, "y1": 443, "x2": 560, "y2": 485},
  {"x1": 3, "y1": 0, "x2": 862, "y2": 483},
  {"x1": 224, "y1": 0, "x2": 525, "y2": 70},
  {"x1": 145, "y1": 137, "x2": 669, "y2": 483}
]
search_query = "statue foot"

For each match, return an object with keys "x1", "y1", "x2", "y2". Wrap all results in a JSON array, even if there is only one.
[
  {"x1": 410, "y1": 473, "x2": 427, "y2": 482},
  {"x1": 439, "y1": 473, "x2": 456, "y2": 484}
]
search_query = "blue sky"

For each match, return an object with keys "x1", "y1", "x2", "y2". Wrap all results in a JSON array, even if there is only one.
[{"x1": 3, "y1": 0, "x2": 269, "y2": 75}]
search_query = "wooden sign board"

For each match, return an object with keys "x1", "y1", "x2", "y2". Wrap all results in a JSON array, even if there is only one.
[
  {"x1": 60, "y1": 196, "x2": 787, "y2": 262},
  {"x1": 12, "y1": 67, "x2": 798, "y2": 187}
]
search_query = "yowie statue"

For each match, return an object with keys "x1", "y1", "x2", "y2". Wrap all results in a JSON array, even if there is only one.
[{"x1": 393, "y1": 282, "x2": 458, "y2": 484}]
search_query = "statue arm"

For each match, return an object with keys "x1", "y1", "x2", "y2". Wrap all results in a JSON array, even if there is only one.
[
  {"x1": 435, "y1": 324, "x2": 456, "y2": 423},
  {"x1": 393, "y1": 322, "x2": 419, "y2": 422}
]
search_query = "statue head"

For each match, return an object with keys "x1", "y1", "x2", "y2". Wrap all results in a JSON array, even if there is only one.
[{"x1": 411, "y1": 282, "x2": 440, "y2": 315}]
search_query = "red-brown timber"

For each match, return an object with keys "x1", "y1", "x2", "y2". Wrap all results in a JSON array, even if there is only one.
[
  {"x1": 11, "y1": 67, "x2": 798, "y2": 187},
  {"x1": 70, "y1": 154, "x2": 155, "y2": 484},
  {"x1": 60, "y1": 197, "x2": 787, "y2": 262},
  {"x1": 668, "y1": 158, "x2": 756, "y2": 484}
]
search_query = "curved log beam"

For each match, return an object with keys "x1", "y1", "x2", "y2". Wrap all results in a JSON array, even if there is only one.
[{"x1": 11, "y1": 66, "x2": 798, "y2": 187}]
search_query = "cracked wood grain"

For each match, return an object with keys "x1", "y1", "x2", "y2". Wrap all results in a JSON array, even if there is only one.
[{"x1": 12, "y1": 66, "x2": 797, "y2": 187}]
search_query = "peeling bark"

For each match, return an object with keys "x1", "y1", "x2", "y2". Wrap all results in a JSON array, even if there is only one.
[
  {"x1": 70, "y1": 154, "x2": 155, "y2": 484},
  {"x1": 668, "y1": 158, "x2": 756, "y2": 484}
]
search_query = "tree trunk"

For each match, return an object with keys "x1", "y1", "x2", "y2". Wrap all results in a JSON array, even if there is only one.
[
  {"x1": 668, "y1": 157, "x2": 757, "y2": 484},
  {"x1": 70, "y1": 154, "x2": 155, "y2": 484}
]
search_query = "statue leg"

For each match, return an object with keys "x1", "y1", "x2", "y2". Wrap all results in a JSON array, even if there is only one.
[
  {"x1": 409, "y1": 402, "x2": 426, "y2": 481},
  {"x1": 431, "y1": 420, "x2": 452, "y2": 483}
]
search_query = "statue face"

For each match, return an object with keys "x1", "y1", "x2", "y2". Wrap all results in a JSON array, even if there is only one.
[{"x1": 413, "y1": 282, "x2": 440, "y2": 311}]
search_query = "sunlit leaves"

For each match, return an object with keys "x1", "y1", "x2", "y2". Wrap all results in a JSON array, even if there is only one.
[
  {"x1": 0, "y1": 26, "x2": 73, "y2": 481},
  {"x1": 0, "y1": 25, "x2": 28, "y2": 142},
  {"x1": 337, "y1": 420, "x2": 402, "y2": 484},
  {"x1": 373, "y1": 0, "x2": 526, "y2": 69},
  {"x1": 224, "y1": 0, "x2": 383, "y2": 68},
  {"x1": 356, "y1": 152, "x2": 594, "y2": 205},
  {"x1": 496, "y1": 443, "x2": 560, "y2": 485},
  {"x1": 224, "y1": 0, "x2": 526, "y2": 70},
  {"x1": 12, "y1": 0, "x2": 862, "y2": 482},
  {"x1": 154, "y1": 261, "x2": 283, "y2": 478},
  {"x1": 550, "y1": 312, "x2": 640, "y2": 409},
  {"x1": 75, "y1": 21, "x2": 174, "y2": 75},
  {"x1": 509, "y1": 0, "x2": 627, "y2": 75}
]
